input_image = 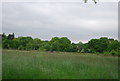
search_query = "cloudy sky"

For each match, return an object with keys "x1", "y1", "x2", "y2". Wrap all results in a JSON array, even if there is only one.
[{"x1": 2, "y1": 1, "x2": 118, "y2": 43}]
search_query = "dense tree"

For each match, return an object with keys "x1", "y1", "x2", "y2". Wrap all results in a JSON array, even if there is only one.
[
  {"x1": 81, "y1": 43, "x2": 92, "y2": 53},
  {"x1": 0, "y1": 34, "x2": 2, "y2": 48},
  {"x1": 87, "y1": 37, "x2": 109, "y2": 53},
  {"x1": 41, "y1": 42, "x2": 51, "y2": 51},
  {"x1": 59, "y1": 37, "x2": 71, "y2": 51},
  {"x1": 76, "y1": 42, "x2": 84, "y2": 52},
  {"x1": 49, "y1": 37, "x2": 60, "y2": 51},
  {"x1": 2, "y1": 33, "x2": 119, "y2": 56},
  {"x1": 7, "y1": 33, "x2": 14, "y2": 40},
  {"x1": 26, "y1": 38, "x2": 42, "y2": 50},
  {"x1": 108, "y1": 40, "x2": 119, "y2": 52},
  {"x1": 49, "y1": 37, "x2": 71, "y2": 52},
  {"x1": 2, "y1": 39, "x2": 10, "y2": 49},
  {"x1": 17, "y1": 37, "x2": 33, "y2": 49},
  {"x1": 2, "y1": 33, "x2": 7, "y2": 40},
  {"x1": 66, "y1": 43, "x2": 78, "y2": 52}
]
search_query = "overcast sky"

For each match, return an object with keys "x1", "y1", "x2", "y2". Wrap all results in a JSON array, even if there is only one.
[{"x1": 2, "y1": 1, "x2": 118, "y2": 43}]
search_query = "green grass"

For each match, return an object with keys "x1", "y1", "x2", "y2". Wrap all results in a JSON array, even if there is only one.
[
  {"x1": 0, "y1": 49, "x2": 2, "y2": 80},
  {"x1": 2, "y1": 49, "x2": 118, "y2": 79}
]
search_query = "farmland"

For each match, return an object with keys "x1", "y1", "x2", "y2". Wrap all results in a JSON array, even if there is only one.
[{"x1": 2, "y1": 50, "x2": 118, "y2": 79}]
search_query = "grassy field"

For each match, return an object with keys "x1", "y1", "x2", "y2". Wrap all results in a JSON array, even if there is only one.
[
  {"x1": 2, "y1": 50, "x2": 118, "y2": 79},
  {"x1": 0, "y1": 49, "x2": 2, "y2": 80}
]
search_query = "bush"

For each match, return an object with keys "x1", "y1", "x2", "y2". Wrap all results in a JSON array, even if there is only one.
[
  {"x1": 18, "y1": 45, "x2": 25, "y2": 50},
  {"x1": 38, "y1": 48, "x2": 46, "y2": 51},
  {"x1": 118, "y1": 52, "x2": 120, "y2": 56},
  {"x1": 109, "y1": 50, "x2": 118, "y2": 56},
  {"x1": 103, "y1": 51, "x2": 109, "y2": 54}
]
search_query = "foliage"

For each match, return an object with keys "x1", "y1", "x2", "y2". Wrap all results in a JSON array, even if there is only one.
[
  {"x1": 7, "y1": 33, "x2": 15, "y2": 40},
  {"x1": 26, "y1": 38, "x2": 42, "y2": 50},
  {"x1": 109, "y1": 50, "x2": 118, "y2": 56},
  {"x1": 1, "y1": 33, "x2": 120, "y2": 56},
  {"x1": 87, "y1": 37, "x2": 109, "y2": 53},
  {"x1": 84, "y1": 0, "x2": 97, "y2": 4}
]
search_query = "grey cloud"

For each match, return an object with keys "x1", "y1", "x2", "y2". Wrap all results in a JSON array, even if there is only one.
[{"x1": 2, "y1": 2, "x2": 118, "y2": 43}]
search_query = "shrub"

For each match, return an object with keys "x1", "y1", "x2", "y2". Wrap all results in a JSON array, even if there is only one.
[
  {"x1": 109, "y1": 50, "x2": 118, "y2": 56},
  {"x1": 38, "y1": 48, "x2": 46, "y2": 51},
  {"x1": 18, "y1": 45, "x2": 25, "y2": 50}
]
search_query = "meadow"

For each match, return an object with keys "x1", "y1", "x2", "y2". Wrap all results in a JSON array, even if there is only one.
[
  {"x1": 2, "y1": 50, "x2": 118, "y2": 79},
  {"x1": 0, "y1": 49, "x2": 2, "y2": 80}
]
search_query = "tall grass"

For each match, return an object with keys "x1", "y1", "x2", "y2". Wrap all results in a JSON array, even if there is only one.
[
  {"x1": 0, "y1": 49, "x2": 2, "y2": 80},
  {"x1": 2, "y1": 50, "x2": 118, "y2": 79}
]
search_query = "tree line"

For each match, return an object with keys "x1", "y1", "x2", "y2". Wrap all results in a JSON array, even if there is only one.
[{"x1": 1, "y1": 33, "x2": 120, "y2": 56}]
